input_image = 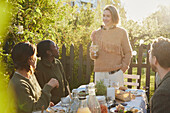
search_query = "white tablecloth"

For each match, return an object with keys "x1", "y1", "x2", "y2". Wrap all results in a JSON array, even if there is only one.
[
  {"x1": 77, "y1": 85, "x2": 148, "y2": 113},
  {"x1": 124, "y1": 95, "x2": 148, "y2": 113},
  {"x1": 46, "y1": 85, "x2": 148, "y2": 113}
]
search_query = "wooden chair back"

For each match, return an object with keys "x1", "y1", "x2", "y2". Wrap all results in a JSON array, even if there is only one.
[{"x1": 124, "y1": 74, "x2": 140, "y2": 88}]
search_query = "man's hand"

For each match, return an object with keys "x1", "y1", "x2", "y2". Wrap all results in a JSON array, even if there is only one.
[{"x1": 47, "y1": 78, "x2": 59, "y2": 88}]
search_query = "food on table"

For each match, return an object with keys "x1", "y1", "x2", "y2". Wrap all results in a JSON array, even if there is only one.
[
  {"x1": 131, "y1": 108, "x2": 139, "y2": 113},
  {"x1": 130, "y1": 93, "x2": 136, "y2": 100},
  {"x1": 97, "y1": 96, "x2": 108, "y2": 113},
  {"x1": 100, "y1": 104, "x2": 108, "y2": 113},
  {"x1": 115, "y1": 89, "x2": 135, "y2": 102},
  {"x1": 116, "y1": 90, "x2": 131, "y2": 102},
  {"x1": 125, "y1": 108, "x2": 139, "y2": 113},
  {"x1": 114, "y1": 104, "x2": 124, "y2": 113},
  {"x1": 119, "y1": 86, "x2": 128, "y2": 91},
  {"x1": 51, "y1": 108, "x2": 65, "y2": 113},
  {"x1": 59, "y1": 109, "x2": 65, "y2": 113},
  {"x1": 115, "y1": 89, "x2": 125, "y2": 95}
]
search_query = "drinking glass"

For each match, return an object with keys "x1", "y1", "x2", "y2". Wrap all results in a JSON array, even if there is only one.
[
  {"x1": 112, "y1": 81, "x2": 119, "y2": 89},
  {"x1": 61, "y1": 97, "x2": 71, "y2": 107},
  {"x1": 91, "y1": 44, "x2": 99, "y2": 57},
  {"x1": 106, "y1": 96, "x2": 114, "y2": 105},
  {"x1": 107, "y1": 87, "x2": 115, "y2": 105}
]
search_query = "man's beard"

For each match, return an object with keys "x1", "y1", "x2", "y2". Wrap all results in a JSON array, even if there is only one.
[{"x1": 151, "y1": 63, "x2": 157, "y2": 72}]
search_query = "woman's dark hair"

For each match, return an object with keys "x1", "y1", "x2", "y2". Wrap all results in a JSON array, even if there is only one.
[
  {"x1": 37, "y1": 40, "x2": 53, "y2": 58},
  {"x1": 11, "y1": 42, "x2": 36, "y2": 72}
]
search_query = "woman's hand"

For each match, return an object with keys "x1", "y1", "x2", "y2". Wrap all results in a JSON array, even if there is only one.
[
  {"x1": 90, "y1": 45, "x2": 99, "y2": 60},
  {"x1": 90, "y1": 51, "x2": 98, "y2": 59},
  {"x1": 47, "y1": 78, "x2": 59, "y2": 88}
]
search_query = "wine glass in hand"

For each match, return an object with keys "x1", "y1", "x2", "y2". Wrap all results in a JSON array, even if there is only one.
[
  {"x1": 90, "y1": 44, "x2": 99, "y2": 59},
  {"x1": 92, "y1": 45, "x2": 99, "y2": 56}
]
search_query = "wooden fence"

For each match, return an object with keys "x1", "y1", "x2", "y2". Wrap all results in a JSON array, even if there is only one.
[
  {"x1": 60, "y1": 43, "x2": 154, "y2": 99},
  {"x1": 60, "y1": 43, "x2": 93, "y2": 88},
  {"x1": 3, "y1": 42, "x2": 155, "y2": 99}
]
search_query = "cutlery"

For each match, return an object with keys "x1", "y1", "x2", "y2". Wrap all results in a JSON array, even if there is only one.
[
  {"x1": 41, "y1": 105, "x2": 44, "y2": 113},
  {"x1": 67, "y1": 85, "x2": 72, "y2": 100}
]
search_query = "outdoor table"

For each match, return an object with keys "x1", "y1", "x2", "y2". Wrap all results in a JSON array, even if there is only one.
[
  {"x1": 114, "y1": 92, "x2": 148, "y2": 113},
  {"x1": 77, "y1": 85, "x2": 148, "y2": 113},
  {"x1": 45, "y1": 85, "x2": 148, "y2": 113}
]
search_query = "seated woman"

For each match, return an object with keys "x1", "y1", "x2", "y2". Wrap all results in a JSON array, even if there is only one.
[
  {"x1": 9, "y1": 42, "x2": 59, "y2": 113},
  {"x1": 35, "y1": 40, "x2": 69, "y2": 104}
]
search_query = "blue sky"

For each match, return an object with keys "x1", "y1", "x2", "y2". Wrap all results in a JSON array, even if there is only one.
[{"x1": 122, "y1": 0, "x2": 170, "y2": 21}]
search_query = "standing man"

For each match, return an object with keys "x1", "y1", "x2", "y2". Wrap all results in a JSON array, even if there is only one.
[
  {"x1": 35, "y1": 40, "x2": 69, "y2": 104},
  {"x1": 149, "y1": 37, "x2": 170, "y2": 113}
]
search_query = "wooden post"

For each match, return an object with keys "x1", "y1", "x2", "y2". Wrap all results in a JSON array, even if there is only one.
[
  {"x1": 61, "y1": 44, "x2": 67, "y2": 78},
  {"x1": 69, "y1": 44, "x2": 74, "y2": 85},
  {"x1": 78, "y1": 44, "x2": 83, "y2": 85},
  {"x1": 146, "y1": 44, "x2": 151, "y2": 98},
  {"x1": 86, "y1": 43, "x2": 91, "y2": 84},
  {"x1": 137, "y1": 45, "x2": 143, "y2": 89}
]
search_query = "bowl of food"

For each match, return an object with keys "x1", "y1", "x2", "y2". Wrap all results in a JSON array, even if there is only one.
[
  {"x1": 110, "y1": 105, "x2": 142, "y2": 113},
  {"x1": 46, "y1": 106, "x2": 66, "y2": 113},
  {"x1": 125, "y1": 106, "x2": 142, "y2": 113}
]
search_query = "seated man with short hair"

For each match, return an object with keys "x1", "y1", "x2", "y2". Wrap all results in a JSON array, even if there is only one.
[
  {"x1": 35, "y1": 40, "x2": 69, "y2": 104},
  {"x1": 149, "y1": 37, "x2": 170, "y2": 113}
]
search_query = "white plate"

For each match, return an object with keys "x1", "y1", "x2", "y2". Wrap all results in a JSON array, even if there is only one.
[
  {"x1": 110, "y1": 106, "x2": 142, "y2": 113},
  {"x1": 125, "y1": 89, "x2": 145, "y2": 96},
  {"x1": 46, "y1": 106, "x2": 66, "y2": 113},
  {"x1": 126, "y1": 106, "x2": 142, "y2": 112}
]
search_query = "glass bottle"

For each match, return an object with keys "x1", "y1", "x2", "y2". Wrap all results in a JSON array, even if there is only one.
[
  {"x1": 70, "y1": 89, "x2": 79, "y2": 113},
  {"x1": 87, "y1": 83, "x2": 101, "y2": 113},
  {"x1": 77, "y1": 91, "x2": 91, "y2": 113}
]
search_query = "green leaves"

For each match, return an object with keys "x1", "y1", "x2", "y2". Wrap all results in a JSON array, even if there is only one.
[
  {"x1": 0, "y1": 1, "x2": 11, "y2": 38},
  {"x1": 35, "y1": 7, "x2": 42, "y2": 17},
  {"x1": 0, "y1": 1, "x2": 16, "y2": 113},
  {"x1": 96, "y1": 80, "x2": 107, "y2": 96}
]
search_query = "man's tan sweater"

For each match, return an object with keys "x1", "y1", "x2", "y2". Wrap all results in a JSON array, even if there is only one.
[{"x1": 91, "y1": 27, "x2": 132, "y2": 72}]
